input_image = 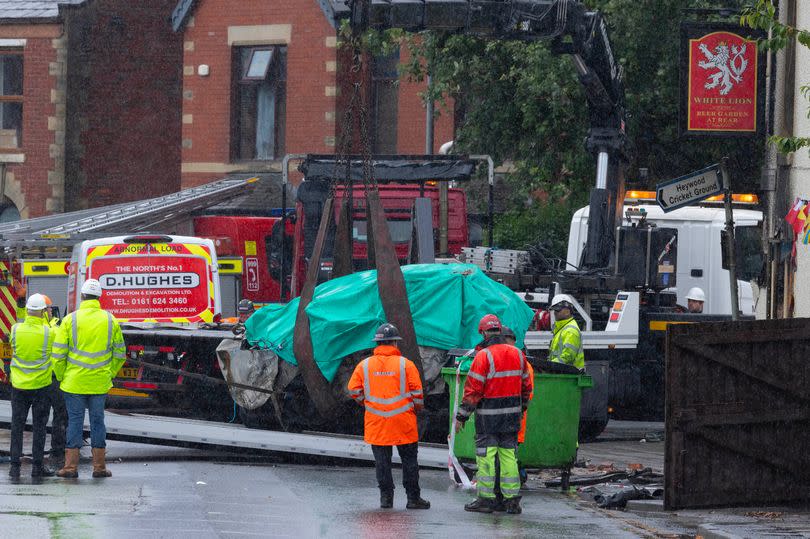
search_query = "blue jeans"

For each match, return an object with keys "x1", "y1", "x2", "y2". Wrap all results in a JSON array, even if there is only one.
[{"x1": 62, "y1": 392, "x2": 107, "y2": 449}]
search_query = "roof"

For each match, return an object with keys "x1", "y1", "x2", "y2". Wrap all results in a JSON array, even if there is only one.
[
  {"x1": 0, "y1": 175, "x2": 258, "y2": 249},
  {"x1": 315, "y1": 0, "x2": 349, "y2": 29},
  {"x1": 172, "y1": 0, "x2": 349, "y2": 32},
  {"x1": 574, "y1": 203, "x2": 763, "y2": 224},
  {"x1": 200, "y1": 173, "x2": 287, "y2": 216},
  {"x1": 299, "y1": 155, "x2": 477, "y2": 183},
  {"x1": 0, "y1": 0, "x2": 86, "y2": 20},
  {"x1": 170, "y1": 0, "x2": 196, "y2": 32}
]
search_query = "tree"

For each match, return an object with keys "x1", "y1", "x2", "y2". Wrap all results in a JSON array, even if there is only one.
[
  {"x1": 742, "y1": 0, "x2": 810, "y2": 154},
  {"x1": 401, "y1": 1, "x2": 766, "y2": 252}
]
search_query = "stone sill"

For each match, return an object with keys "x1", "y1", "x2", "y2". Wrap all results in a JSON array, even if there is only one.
[{"x1": 0, "y1": 153, "x2": 24, "y2": 163}]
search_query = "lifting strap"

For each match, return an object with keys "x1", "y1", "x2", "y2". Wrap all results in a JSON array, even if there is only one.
[
  {"x1": 294, "y1": 26, "x2": 424, "y2": 416},
  {"x1": 332, "y1": 192, "x2": 353, "y2": 279},
  {"x1": 366, "y1": 189, "x2": 424, "y2": 382},
  {"x1": 292, "y1": 196, "x2": 340, "y2": 418}
]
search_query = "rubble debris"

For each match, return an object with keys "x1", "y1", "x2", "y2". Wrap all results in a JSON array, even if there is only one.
[
  {"x1": 545, "y1": 467, "x2": 661, "y2": 489},
  {"x1": 547, "y1": 472, "x2": 628, "y2": 488},
  {"x1": 744, "y1": 511, "x2": 784, "y2": 519},
  {"x1": 594, "y1": 486, "x2": 652, "y2": 509}
]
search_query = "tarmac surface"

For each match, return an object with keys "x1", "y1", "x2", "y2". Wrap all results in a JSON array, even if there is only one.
[
  {"x1": 0, "y1": 445, "x2": 642, "y2": 538},
  {"x1": 0, "y1": 421, "x2": 807, "y2": 538}
]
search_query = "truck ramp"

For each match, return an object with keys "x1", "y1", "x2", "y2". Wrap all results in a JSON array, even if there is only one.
[{"x1": 0, "y1": 400, "x2": 449, "y2": 469}]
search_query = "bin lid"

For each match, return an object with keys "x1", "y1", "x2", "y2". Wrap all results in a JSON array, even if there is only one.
[{"x1": 534, "y1": 359, "x2": 582, "y2": 375}]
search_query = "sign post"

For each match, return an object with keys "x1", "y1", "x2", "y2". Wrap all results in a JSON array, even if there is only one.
[
  {"x1": 721, "y1": 158, "x2": 740, "y2": 321},
  {"x1": 655, "y1": 164, "x2": 724, "y2": 213}
]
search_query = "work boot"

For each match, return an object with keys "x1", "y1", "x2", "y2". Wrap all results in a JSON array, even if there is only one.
[
  {"x1": 406, "y1": 497, "x2": 431, "y2": 510},
  {"x1": 464, "y1": 497, "x2": 494, "y2": 513},
  {"x1": 8, "y1": 463, "x2": 20, "y2": 479},
  {"x1": 505, "y1": 496, "x2": 523, "y2": 515},
  {"x1": 56, "y1": 448, "x2": 79, "y2": 478},
  {"x1": 380, "y1": 491, "x2": 393, "y2": 509},
  {"x1": 91, "y1": 448, "x2": 112, "y2": 478},
  {"x1": 491, "y1": 496, "x2": 506, "y2": 512},
  {"x1": 49, "y1": 450, "x2": 64, "y2": 471},
  {"x1": 31, "y1": 464, "x2": 55, "y2": 478}
]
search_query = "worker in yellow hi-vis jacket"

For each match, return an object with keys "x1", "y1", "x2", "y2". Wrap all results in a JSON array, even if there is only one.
[
  {"x1": 51, "y1": 279, "x2": 125, "y2": 479},
  {"x1": 8, "y1": 293, "x2": 56, "y2": 479}
]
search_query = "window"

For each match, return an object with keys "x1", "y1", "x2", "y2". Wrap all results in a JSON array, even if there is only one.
[
  {"x1": 371, "y1": 51, "x2": 399, "y2": 154},
  {"x1": 0, "y1": 203, "x2": 19, "y2": 223},
  {"x1": 734, "y1": 224, "x2": 763, "y2": 282},
  {"x1": 0, "y1": 53, "x2": 23, "y2": 149},
  {"x1": 233, "y1": 46, "x2": 286, "y2": 161},
  {"x1": 352, "y1": 219, "x2": 412, "y2": 243}
]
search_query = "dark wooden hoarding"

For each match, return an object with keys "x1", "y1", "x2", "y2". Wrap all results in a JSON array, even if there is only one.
[{"x1": 665, "y1": 318, "x2": 810, "y2": 510}]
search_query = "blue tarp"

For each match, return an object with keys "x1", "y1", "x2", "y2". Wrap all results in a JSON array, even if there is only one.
[{"x1": 245, "y1": 264, "x2": 535, "y2": 382}]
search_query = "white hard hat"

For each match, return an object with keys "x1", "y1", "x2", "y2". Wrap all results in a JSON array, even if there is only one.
[
  {"x1": 550, "y1": 294, "x2": 576, "y2": 310},
  {"x1": 26, "y1": 293, "x2": 48, "y2": 311},
  {"x1": 81, "y1": 278, "x2": 103, "y2": 297},
  {"x1": 685, "y1": 287, "x2": 705, "y2": 302}
]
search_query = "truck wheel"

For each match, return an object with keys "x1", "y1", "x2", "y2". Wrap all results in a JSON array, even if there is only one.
[{"x1": 578, "y1": 419, "x2": 608, "y2": 443}]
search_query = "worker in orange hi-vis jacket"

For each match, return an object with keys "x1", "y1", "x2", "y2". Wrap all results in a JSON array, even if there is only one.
[{"x1": 348, "y1": 322, "x2": 430, "y2": 510}]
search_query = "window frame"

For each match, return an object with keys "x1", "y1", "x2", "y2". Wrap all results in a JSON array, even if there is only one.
[
  {"x1": 0, "y1": 49, "x2": 24, "y2": 151},
  {"x1": 241, "y1": 48, "x2": 274, "y2": 82},
  {"x1": 230, "y1": 44, "x2": 287, "y2": 162}
]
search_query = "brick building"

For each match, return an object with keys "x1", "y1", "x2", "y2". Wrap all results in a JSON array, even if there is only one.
[
  {"x1": 171, "y1": 0, "x2": 454, "y2": 188},
  {"x1": 0, "y1": 0, "x2": 181, "y2": 219}
]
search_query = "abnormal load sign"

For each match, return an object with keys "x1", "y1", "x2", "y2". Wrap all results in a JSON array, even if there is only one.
[
  {"x1": 680, "y1": 23, "x2": 765, "y2": 136},
  {"x1": 82, "y1": 240, "x2": 218, "y2": 323},
  {"x1": 100, "y1": 272, "x2": 201, "y2": 289}
]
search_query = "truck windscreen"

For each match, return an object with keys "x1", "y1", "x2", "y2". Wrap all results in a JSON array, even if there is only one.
[
  {"x1": 352, "y1": 219, "x2": 412, "y2": 243},
  {"x1": 735, "y1": 225, "x2": 763, "y2": 282}
]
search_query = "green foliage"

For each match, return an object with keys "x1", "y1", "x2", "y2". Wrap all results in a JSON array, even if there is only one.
[
  {"x1": 741, "y1": 0, "x2": 810, "y2": 50},
  {"x1": 742, "y1": 0, "x2": 810, "y2": 156},
  {"x1": 494, "y1": 199, "x2": 587, "y2": 256},
  {"x1": 588, "y1": 0, "x2": 762, "y2": 189},
  {"x1": 398, "y1": 0, "x2": 765, "y2": 252},
  {"x1": 337, "y1": 19, "x2": 404, "y2": 56}
]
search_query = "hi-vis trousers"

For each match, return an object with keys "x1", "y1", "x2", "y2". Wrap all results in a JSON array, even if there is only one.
[{"x1": 475, "y1": 432, "x2": 519, "y2": 500}]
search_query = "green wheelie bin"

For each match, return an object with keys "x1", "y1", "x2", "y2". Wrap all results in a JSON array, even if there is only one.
[{"x1": 442, "y1": 362, "x2": 592, "y2": 489}]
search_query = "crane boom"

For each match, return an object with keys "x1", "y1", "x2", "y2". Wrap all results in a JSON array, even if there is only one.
[{"x1": 342, "y1": 0, "x2": 628, "y2": 269}]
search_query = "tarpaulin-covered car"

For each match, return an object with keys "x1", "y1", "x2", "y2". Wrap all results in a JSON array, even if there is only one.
[{"x1": 216, "y1": 263, "x2": 534, "y2": 437}]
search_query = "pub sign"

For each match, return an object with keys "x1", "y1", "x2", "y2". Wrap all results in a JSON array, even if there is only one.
[{"x1": 680, "y1": 23, "x2": 766, "y2": 137}]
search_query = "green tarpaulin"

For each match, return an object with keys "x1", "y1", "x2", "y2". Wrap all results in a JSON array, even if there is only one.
[{"x1": 244, "y1": 263, "x2": 535, "y2": 382}]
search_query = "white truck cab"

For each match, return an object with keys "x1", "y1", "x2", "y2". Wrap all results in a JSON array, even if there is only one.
[{"x1": 567, "y1": 201, "x2": 763, "y2": 316}]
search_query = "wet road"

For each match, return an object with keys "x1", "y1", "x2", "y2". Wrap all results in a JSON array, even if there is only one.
[
  {"x1": 0, "y1": 456, "x2": 647, "y2": 538},
  {"x1": 3, "y1": 422, "x2": 805, "y2": 538}
]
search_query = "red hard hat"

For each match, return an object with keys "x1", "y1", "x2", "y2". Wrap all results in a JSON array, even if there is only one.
[{"x1": 478, "y1": 314, "x2": 502, "y2": 334}]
